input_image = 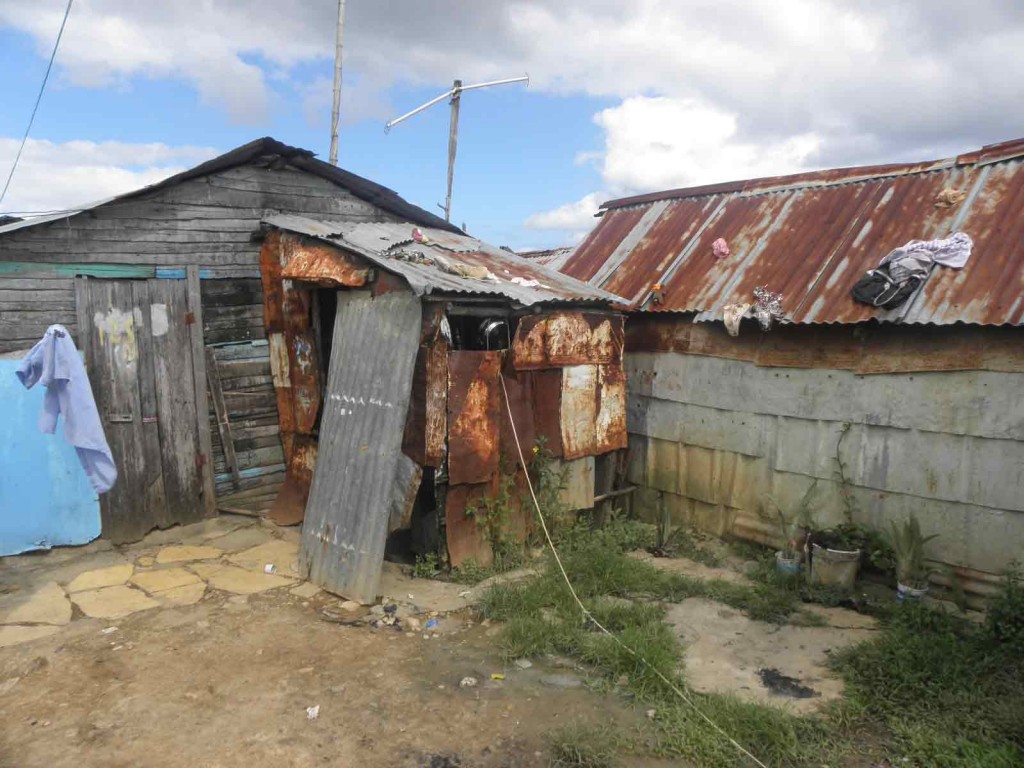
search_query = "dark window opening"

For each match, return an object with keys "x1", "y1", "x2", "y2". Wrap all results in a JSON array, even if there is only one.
[
  {"x1": 384, "y1": 467, "x2": 440, "y2": 564},
  {"x1": 446, "y1": 312, "x2": 517, "y2": 351}
]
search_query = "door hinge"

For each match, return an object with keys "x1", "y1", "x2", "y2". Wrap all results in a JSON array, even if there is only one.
[{"x1": 184, "y1": 311, "x2": 196, "y2": 325}]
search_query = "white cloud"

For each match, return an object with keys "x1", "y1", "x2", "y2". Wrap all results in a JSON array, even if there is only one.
[
  {"x1": 524, "y1": 192, "x2": 601, "y2": 231},
  {"x1": 0, "y1": 138, "x2": 217, "y2": 214},
  {"x1": 593, "y1": 96, "x2": 822, "y2": 194}
]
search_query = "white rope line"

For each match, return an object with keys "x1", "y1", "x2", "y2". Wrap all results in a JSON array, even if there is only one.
[{"x1": 499, "y1": 374, "x2": 768, "y2": 768}]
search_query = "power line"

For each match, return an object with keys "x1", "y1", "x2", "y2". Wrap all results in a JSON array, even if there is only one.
[{"x1": 0, "y1": 0, "x2": 75, "y2": 206}]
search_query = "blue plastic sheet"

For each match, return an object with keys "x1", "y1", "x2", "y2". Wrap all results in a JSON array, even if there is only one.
[{"x1": 0, "y1": 357, "x2": 100, "y2": 555}]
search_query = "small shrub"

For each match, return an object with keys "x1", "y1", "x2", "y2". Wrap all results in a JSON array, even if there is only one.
[
  {"x1": 985, "y1": 563, "x2": 1024, "y2": 654},
  {"x1": 411, "y1": 552, "x2": 440, "y2": 579}
]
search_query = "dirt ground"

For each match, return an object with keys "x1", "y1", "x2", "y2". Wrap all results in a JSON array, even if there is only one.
[{"x1": 0, "y1": 519, "x2": 661, "y2": 768}]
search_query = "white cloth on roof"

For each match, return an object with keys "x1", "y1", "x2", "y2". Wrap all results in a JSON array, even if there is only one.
[
  {"x1": 722, "y1": 303, "x2": 751, "y2": 336},
  {"x1": 878, "y1": 232, "x2": 973, "y2": 283}
]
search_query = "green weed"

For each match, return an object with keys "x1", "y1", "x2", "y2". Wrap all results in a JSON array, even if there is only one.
[{"x1": 548, "y1": 722, "x2": 621, "y2": 768}]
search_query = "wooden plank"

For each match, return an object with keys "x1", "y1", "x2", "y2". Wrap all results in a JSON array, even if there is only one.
[
  {"x1": 187, "y1": 266, "x2": 217, "y2": 518},
  {"x1": 131, "y1": 281, "x2": 170, "y2": 527},
  {"x1": 0, "y1": 289, "x2": 75, "y2": 304},
  {"x1": 85, "y1": 279, "x2": 150, "y2": 543},
  {"x1": 206, "y1": 346, "x2": 240, "y2": 489},
  {"x1": 73, "y1": 277, "x2": 89, "y2": 360},
  {"x1": 149, "y1": 278, "x2": 205, "y2": 525}
]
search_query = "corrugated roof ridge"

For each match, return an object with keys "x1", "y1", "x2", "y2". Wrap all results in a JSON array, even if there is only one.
[{"x1": 600, "y1": 136, "x2": 1024, "y2": 211}]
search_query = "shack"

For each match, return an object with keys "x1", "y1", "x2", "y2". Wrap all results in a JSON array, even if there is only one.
[
  {"x1": 0, "y1": 137, "x2": 458, "y2": 548},
  {"x1": 258, "y1": 215, "x2": 626, "y2": 602},
  {"x1": 555, "y1": 137, "x2": 1024, "y2": 606}
]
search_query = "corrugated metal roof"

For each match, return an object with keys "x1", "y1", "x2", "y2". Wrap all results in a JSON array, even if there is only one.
[
  {"x1": 0, "y1": 137, "x2": 459, "y2": 237},
  {"x1": 264, "y1": 214, "x2": 625, "y2": 308},
  {"x1": 559, "y1": 137, "x2": 1024, "y2": 326}
]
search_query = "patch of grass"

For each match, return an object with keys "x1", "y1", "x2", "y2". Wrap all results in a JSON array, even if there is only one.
[
  {"x1": 548, "y1": 722, "x2": 621, "y2": 768},
  {"x1": 832, "y1": 601, "x2": 1024, "y2": 766}
]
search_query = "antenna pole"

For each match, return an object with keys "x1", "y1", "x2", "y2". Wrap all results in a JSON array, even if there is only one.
[
  {"x1": 328, "y1": 0, "x2": 346, "y2": 166},
  {"x1": 444, "y1": 80, "x2": 462, "y2": 223}
]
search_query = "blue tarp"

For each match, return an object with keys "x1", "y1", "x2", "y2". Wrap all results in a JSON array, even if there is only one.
[{"x1": 0, "y1": 356, "x2": 100, "y2": 555}]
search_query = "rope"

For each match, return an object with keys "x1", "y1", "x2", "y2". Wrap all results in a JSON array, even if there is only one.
[
  {"x1": 498, "y1": 373, "x2": 768, "y2": 768},
  {"x1": 0, "y1": 0, "x2": 74, "y2": 206}
]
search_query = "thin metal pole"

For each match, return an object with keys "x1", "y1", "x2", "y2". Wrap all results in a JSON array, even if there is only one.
[
  {"x1": 444, "y1": 79, "x2": 461, "y2": 223},
  {"x1": 328, "y1": 0, "x2": 346, "y2": 166}
]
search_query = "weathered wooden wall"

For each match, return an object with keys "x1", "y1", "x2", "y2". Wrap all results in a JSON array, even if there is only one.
[
  {"x1": 624, "y1": 323, "x2": 1024, "y2": 607},
  {"x1": 0, "y1": 160, "x2": 404, "y2": 519}
]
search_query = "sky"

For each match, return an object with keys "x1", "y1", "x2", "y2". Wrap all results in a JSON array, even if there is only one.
[{"x1": 1, "y1": 1, "x2": 1023, "y2": 250}]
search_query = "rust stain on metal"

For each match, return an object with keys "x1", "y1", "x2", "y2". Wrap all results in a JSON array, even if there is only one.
[
  {"x1": 280, "y1": 240, "x2": 370, "y2": 287},
  {"x1": 512, "y1": 312, "x2": 624, "y2": 370},
  {"x1": 260, "y1": 232, "x2": 323, "y2": 521},
  {"x1": 530, "y1": 368, "x2": 564, "y2": 457},
  {"x1": 560, "y1": 206, "x2": 647, "y2": 282},
  {"x1": 402, "y1": 338, "x2": 448, "y2": 467},
  {"x1": 447, "y1": 351, "x2": 501, "y2": 485},
  {"x1": 445, "y1": 480, "x2": 495, "y2": 568},
  {"x1": 559, "y1": 364, "x2": 627, "y2": 460},
  {"x1": 626, "y1": 313, "x2": 1024, "y2": 374},
  {"x1": 566, "y1": 137, "x2": 1024, "y2": 326},
  {"x1": 499, "y1": 370, "x2": 535, "y2": 468}
]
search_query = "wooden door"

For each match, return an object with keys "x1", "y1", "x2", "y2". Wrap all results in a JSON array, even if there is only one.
[{"x1": 77, "y1": 278, "x2": 204, "y2": 543}]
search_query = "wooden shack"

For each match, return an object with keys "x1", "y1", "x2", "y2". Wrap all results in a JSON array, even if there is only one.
[
  {"x1": 258, "y1": 216, "x2": 627, "y2": 602},
  {"x1": 0, "y1": 138, "x2": 457, "y2": 545}
]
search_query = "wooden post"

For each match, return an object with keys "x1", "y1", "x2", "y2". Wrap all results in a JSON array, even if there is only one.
[
  {"x1": 444, "y1": 79, "x2": 461, "y2": 223},
  {"x1": 186, "y1": 265, "x2": 217, "y2": 518}
]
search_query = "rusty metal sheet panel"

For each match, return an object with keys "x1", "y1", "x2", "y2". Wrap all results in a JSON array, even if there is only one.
[
  {"x1": 499, "y1": 370, "x2": 535, "y2": 468},
  {"x1": 389, "y1": 453, "x2": 422, "y2": 533},
  {"x1": 530, "y1": 368, "x2": 563, "y2": 457},
  {"x1": 280, "y1": 238, "x2": 371, "y2": 287},
  {"x1": 560, "y1": 364, "x2": 627, "y2": 460},
  {"x1": 902, "y1": 160, "x2": 1024, "y2": 326},
  {"x1": 445, "y1": 480, "x2": 495, "y2": 568},
  {"x1": 402, "y1": 339, "x2": 448, "y2": 467},
  {"x1": 560, "y1": 206, "x2": 648, "y2": 283},
  {"x1": 299, "y1": 290, "x2": 421, "y2": 603},
  {"x1": 512, "y1": 312, "x2": 624, "y2": 370},
  {"x1": 447, "y1": 351, "x2": 501, "y2": 485}
]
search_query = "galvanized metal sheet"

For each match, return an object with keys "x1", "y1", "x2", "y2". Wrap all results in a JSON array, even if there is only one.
[
  {"x1": 447, "y1": 351, "x2": 501, "y2": 485},
  {"x1": 389, "y1": 453, "x2": 422, "y2": 533},
  {"x1": 512, "y1": 312, "x2": 624, "y2": 370},
  {"x1": 562, "y1": 137, "x2": 1024, "y2": 325},
  {"x1": 264, "y1": 215, "x2": 625, "y2": 308},
  {"x1": 299, "y1": 290, "x2": 421, "y2": 603},
  {"x1": 560, "y1": 364, "x2": 628, "y2": 460}
]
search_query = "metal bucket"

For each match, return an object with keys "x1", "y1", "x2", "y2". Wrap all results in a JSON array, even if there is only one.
[
  {"x1": 775, "y1": 551, "x2": 802, "y2": 575},
  {"x1": 809, "y1": 544, "x2": 860, "y2": 590}
]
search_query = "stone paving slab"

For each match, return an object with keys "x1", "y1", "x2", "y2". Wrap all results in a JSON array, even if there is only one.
[
  {"x1": 189, "y1": 563, "x2": 295, "y2": 595},
  {"x1": 131, "y1": 568, "x2": 203, "y2": 594},
  {"x1": 0, "y1": 624, "x2": 61, "y2": 648},
  {"x1": 71, "y1": 585, "x2": 160, "y2": 620},
  {"x1": 65, "y1": 564, "x2": 134, "y2": 594},
  {"x1": 155, "y1": 582, "x2": 207, "y2": 607},
  {"x1": 155, "y1": 546, "x2": 223, "y2": 565},
  {"x1": 226, "y1": 541, "x2": 300, "y2": 578},
  {"x1": 0, "y1": 582, "x2": 72, "y2": 626},
  {"x1": 289, "y1": 582, "x2": 321, "y2": 599}
]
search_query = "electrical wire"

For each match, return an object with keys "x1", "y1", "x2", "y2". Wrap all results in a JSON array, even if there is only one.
[
  {"x1": 0, "y1": 0, "x2": 75, "y2": 206},
  {"x1": 498, "y1": 373, "x2": 769, "y2": 768}
]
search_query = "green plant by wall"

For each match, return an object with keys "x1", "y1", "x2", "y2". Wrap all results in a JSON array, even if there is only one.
[{"x1": 985, "y1": 562, "x2": 1024, "y2": 654}]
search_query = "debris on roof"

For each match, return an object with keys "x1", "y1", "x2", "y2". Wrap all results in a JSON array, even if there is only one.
[
  {"x1": 559, "y1": 137, "x2": 1024, "y2": 326},
  {"x1": 263, "y1": 215, "x2": 624, "y2": 308}
]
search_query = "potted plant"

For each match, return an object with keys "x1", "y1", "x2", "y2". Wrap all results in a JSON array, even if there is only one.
[
  {"x1": 888, "y1": 515, "x2": 938, "y2": 601},
  {"x1": 808, "y1": 525, "x2": 863, "y2": 591},
  {"x1": 763, "y1": 482, "x2": 817, "y2": 575}
]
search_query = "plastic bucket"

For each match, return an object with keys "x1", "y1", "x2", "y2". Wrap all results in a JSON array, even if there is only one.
[
  {"x1": 809, "y1": 544, "x2": 860, "y2": 590},
  {"x1": 896, "y1": 582, "x2": 929, "y2": 602},
  {"x1": 775, "y1": 551, "x2": 802, "y2": 575}
]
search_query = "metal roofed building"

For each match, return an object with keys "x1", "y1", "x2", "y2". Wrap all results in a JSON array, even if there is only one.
[
  {"x1": 259, "y1": 215, "x2": 628, "y2": 601},
  {"x1": 554, "y1": 137, "x2": 1024, "y2": 606},
  {"x1": 0, "y1": 137, "x2": 466, "y2": 551}
]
